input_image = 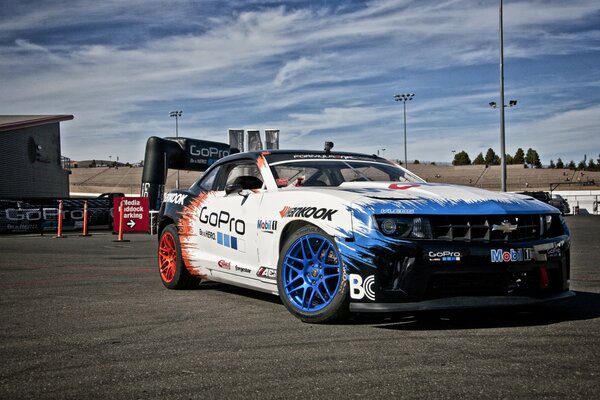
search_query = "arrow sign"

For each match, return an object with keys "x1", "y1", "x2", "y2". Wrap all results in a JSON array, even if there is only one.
[{"x1": 113, "y1": 197, "x2": 149, "y2": 233}]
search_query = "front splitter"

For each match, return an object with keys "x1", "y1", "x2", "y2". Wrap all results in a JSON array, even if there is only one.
[{"x1": 349, "y1": 291, "x2": 575, "y2": 312}]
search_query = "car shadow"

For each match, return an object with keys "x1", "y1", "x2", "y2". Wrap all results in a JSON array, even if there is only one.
[
  {"x1": 194, "y1": 282, "x2": 600, "y2": 329},
  {"x1": 353, "y1": 291, "x2": 600, "y2": 330}
]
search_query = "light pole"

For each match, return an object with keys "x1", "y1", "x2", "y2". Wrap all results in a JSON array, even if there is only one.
[
  {"x1": 495, "y1": 0, "x2": 511, "y2": 191},
  {"x1": 394, "y1": 93, "x2": 415, "y2": 168},
  {"x1": 169, "y1": 110, "x2": 182, "y2": 189},
  {"x1": 377, "y1": 148, "x2": 386, "y2": 157},
  {"x1": 489, "y1": 99, "x2": 517, "y2": 189}
]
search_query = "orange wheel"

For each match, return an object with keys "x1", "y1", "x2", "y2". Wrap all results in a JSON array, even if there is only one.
[
  {"x1": 157, "y1": 224, "x2": 197, "y2": 289},
  {"x1": 158, "y1": 231, "x2": 177, "y2": 283}
]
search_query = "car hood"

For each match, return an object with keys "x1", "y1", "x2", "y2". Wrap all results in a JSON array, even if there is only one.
[{"x1": 330, "y1": 182, "x2": 559, "y2": 215}]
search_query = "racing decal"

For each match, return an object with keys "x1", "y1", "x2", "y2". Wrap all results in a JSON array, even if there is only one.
[
  {"x1": 199, "y1": 207, "x2": 245, "y2": 235},
  {"x1": 256, "y1": 153, "x2": 269, "y2": 171},
  {"x1": 349, "y1": 274, "x2": 375, "y2": 301},
  {"x1": 177, "y1": 192, "x2": 211, "y2": 279},
  {"x1": 428, "y1": 251, "x2": 461, "y2": 262},
  {"x1": 217, "y1": 232, "x2": 245, "y2": 252},
  {"x1": 388, "y1": 183, "x2": 420, "y2": 190},
  {"x1": 257, "y1": 219, "x2": 278, "y2": 232},
  {"x1": 279, "y1": 206, "x2": 338, "y2": 221},
  {"x1": 257, "y1": 266, "x2": 277, "y2": 280},
  {"x1": 491, "y1": 248, "x2": 533, "y2": 263},
  {"x1": 164, "y1": 193, "x2": 188, "y2": 205}
]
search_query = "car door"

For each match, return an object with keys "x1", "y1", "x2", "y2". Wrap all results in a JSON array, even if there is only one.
[{"x1": 201, "y1": 159, "x2": 265, "y2": 283}]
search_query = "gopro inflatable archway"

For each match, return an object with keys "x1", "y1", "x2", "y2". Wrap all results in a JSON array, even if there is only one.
[{"x1": 141, "y1": 136, "x2": 235, "y2": 210}]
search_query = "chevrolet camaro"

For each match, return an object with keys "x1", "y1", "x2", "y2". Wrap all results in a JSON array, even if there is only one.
[{"x1": 157, "y1": 148, "x2": 573, "y2": 323}]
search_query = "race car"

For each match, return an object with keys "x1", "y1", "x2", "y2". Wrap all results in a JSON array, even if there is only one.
[{"x1": 157, "y1": 147, "x2": 573, "y2": 323}]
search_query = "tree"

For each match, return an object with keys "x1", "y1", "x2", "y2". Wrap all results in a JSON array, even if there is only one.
[
  {"x1": 556, "y1": 158, "x2": 564, "y2": 169},
  {"x1": 525, "y1": 148, "x2": 541, "y2": 168},
  {"x1": 505, "y1": 154, "x2": 514, "y2": 165},
  {"x1": 549, "y1": 159, "x2": 555, "y2": 169},
  {"x1": 577, "y1": 160, "x2": 586, "y2": 170},
  {"x1": 484, "y1": 148, "x2": 500, "y2": 165},
  {"x1": 452, "y1": 150, "x2": 471, "y2": 166},
  {"x1": 588, "y1": 159, "x2": 597, "y2": 171},
  {"x1": 413, "y1": 159, "x2": 420, "y2": 164},
  {"x1": 472, "y1": 152, "x2": 485, "y2": 165},
  {"x1": 567, "y1": 160, "x2": 576, "y2": 169},
  {"x1": 513, "y1": 148, "x2": 525, "y2": 164}
]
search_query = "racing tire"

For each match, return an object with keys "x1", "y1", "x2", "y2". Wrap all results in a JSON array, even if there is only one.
[
  {"x1": 277, "y1": 226, "x2": 349, "y2": 323},
  {"x1": 158, "y1": 224, "x2": 198, "y2": 289}
]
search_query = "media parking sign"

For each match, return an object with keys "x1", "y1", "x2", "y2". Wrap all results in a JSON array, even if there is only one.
[{"x1": 113, "y1": 197, "x2": 149, "y2": 233}]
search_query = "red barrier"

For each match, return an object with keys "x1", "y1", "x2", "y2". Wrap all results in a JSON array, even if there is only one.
[
  {"x1": 80, "y1": 200, "x2": 91, "y2": 237},
  {"x1": 55, "y1": 200, "x2": 64, "y2": 238}
]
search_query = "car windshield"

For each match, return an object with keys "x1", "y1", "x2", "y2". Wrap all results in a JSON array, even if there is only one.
[{"x1": 269, "y1": 159, "x2": 424, "y2": 187}]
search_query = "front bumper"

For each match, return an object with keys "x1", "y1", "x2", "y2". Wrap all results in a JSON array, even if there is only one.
[{"x1": 341, "y1": 234, "x2": 571, "y2": 309}]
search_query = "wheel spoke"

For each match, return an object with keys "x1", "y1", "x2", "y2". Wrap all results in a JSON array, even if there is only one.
[
  {"x1": 285, "y1": 275, "x2": 303, "y2": 290},
  {"x1": 300, "y1": 286, "x2": 309, "y2": 308},
  {"x1": 320, "y1": 281, "x2": 333, "y2": 299},
  {"x1": 284, "y1": 260, "x2": 303, "y2": 274},
  {"x1": 305, "y1": 286, "x2": 318, "y2": 308},
  {"x1": 316, "y1": 240, "x2": 329, "y2": 261}
]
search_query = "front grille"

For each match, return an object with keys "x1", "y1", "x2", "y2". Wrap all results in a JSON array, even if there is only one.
[
  {"x1": 429, "y1": 215, "x2": 542, "y2": 242},
  {"x1": 425, "y1": 271, "x2": 540, "y2": 298}
]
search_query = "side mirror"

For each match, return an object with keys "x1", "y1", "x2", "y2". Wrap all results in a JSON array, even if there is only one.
[{"x1": 225, "y1": 184, "x2": 243, "y2": 195}]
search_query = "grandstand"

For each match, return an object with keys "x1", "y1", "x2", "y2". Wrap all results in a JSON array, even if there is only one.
[
  {"x1": 408, "y1": 163, "x2": 599, "y2": 192},
  {"x1": 70, "y1": 163, "x2": 600, "y2": 196},
  {"x1": 70, "y1": 166, "x2": 202, "y2": 195}
]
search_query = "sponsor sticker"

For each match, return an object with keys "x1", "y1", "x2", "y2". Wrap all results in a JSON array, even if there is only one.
[
  {"x1": 217, "y1": 260, "x2": 232, "y2": 270},
  {"x1": 279, "y1": 206, "x2": 338, "y2": 221},
  {"x1": 380, "y1": 208, "x2": 415, "y2": 214},
  {"x1": 491, "y1": 248, "x2": 533, "y2": 263},
  {"x1": 349, "y1": 274, "x2": 375, "y2": 301},
  {"x1": 235, "y1": 266, "x2": 251, "y2": 274},
  {"x1": 198, "y1": 228, "x2": 216, "y2": 240},
  {"x1": 257, "y1": 219, "x2": 278, "y2": 232},
  {"x1": 164, "y1": 193, "x2": 188, "y2": 205},
  {"x1": 428, "y1": 251, "x2": 462, "y2": 262},
  {"x1": 257, "y1": 267, "x2": 277, "y2": 280},
  {"x1": 199, "y1": 207, "x2": 245, "y2": 235},
  {"x1": 547, "y1": 248, "x2": 562, "y2": 258}
]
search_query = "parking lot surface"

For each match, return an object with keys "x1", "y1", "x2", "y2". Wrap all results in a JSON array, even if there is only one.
[{"x1": 1, "y1": 216, "x2": 599, "y2": 399}]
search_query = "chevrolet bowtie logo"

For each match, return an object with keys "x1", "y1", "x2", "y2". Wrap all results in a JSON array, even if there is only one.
[{"x1": 492, "y1": 220, "x2": 518, "y2": 234}]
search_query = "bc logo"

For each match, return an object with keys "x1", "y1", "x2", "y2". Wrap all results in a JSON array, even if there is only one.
[{"x1": 349, "y1": 274, "x2": 375, "y2": 301}]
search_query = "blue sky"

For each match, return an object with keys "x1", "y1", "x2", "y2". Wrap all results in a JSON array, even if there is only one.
[{"x1": 1, "y1": 0, "x2": 599, "y2": 164}]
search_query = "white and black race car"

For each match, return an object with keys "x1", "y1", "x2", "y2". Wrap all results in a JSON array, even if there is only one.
[{"x1": 157, "y1": 148, "x2": 573, "y2": 323}]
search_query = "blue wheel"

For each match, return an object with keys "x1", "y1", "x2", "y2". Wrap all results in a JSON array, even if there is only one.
[{"x1": 277, "y1": 226, "x2": 349, "y2": 323}]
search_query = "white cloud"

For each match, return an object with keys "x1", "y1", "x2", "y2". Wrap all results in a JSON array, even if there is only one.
[{"x1": 0, "y1": 0, "x2": 598, "y2": 163}]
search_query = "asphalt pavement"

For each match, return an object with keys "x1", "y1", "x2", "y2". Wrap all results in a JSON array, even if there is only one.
[{"x1": 0, "y1": 216, "x2": 599, "y2": 399}]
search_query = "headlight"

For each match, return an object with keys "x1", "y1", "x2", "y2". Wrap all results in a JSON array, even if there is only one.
[
  {"x1": 541, "y1": 214, "x2": 564, "y2": 238},
  {"x1": 375, "y1": 216, "x2": 432, "y2": 239}
]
